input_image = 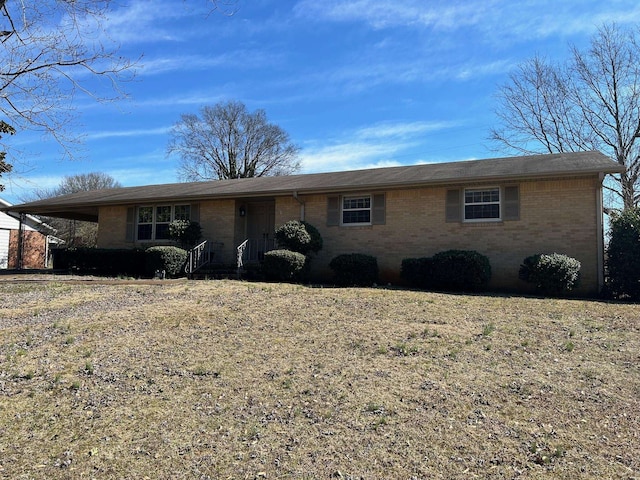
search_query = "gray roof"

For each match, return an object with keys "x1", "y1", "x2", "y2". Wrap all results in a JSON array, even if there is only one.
[{"x1": 2, "y1": 151, "x2": 624, "y2": 221}]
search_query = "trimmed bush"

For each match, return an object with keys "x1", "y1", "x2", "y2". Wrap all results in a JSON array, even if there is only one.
[
  {"x1": 519, "y1": 253, "x2": 581, "y2": 295},
  {"x1": 169, "y1": 220, "x2": 202, "y2": 248},
  {"x1": 263, "y1": 249, "x2": 307, "y2": 282},
  {"x1": 329, "y1": 253, "x2": 379, "y2": 287},
  {"x1": 431, "y1": 250, "x2": 491, "y2": 291},
  {"x1": 400, "y1": 257, "x2": 434, "y2": 289},
  {"x1": 145, "y1": 246, "x2": 188, "y2": 278},
  {"x1": 607, "y1": 207, "x2": 640, "y2": 300},
  {"x1": 274, "y1": 220, "x2": 323, "y2": 255},
  {"x1": 52, "y1": 247, "x2": 146, "y2": 277}
]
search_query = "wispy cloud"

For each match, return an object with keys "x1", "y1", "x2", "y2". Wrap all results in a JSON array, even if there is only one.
[
  {"x1": 293, "y1": 0, "x2": 491, "y2": 30},
  {"x1": 139, "y1": 49, "x2": 285, "y2": 76},
  {"x1": 293, "y1": 0, "x2": 640, "y2": 43},
  {"x1": 300, "y1": 121, "x2": 458, "y2": 173},
  {"x1": 103, "y1": 0, "x2": 204, "y2": 44},
  {"x1": 85, "y1": 127, "x2": 170, "y2": 141}
]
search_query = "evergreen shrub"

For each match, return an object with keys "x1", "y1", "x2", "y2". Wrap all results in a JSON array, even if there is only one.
[
  {"x1": 400, "y1": 257, "x2": 434, "y2": 289},
  {"x1": 263, "y1": 249, "x2": 307, "y2": 282},
  {"x1": 52, "y1": 247, "x2": 146, "y2": 276},
  {"x1": 606, "y1": 207, "x2": 640, "y2": 300},
  {"x1": 274, "y1": 220, "x2": 323, "y2": 255},
  {"x1": 431, "y1": 250, "x2": 491, "y2": 291},
  {"x1": 145, "y1": 246, "x2": 188, "y2": 278},
  {"x1": 329, "y1": 253, "x2": 379, "y2": 286},
  {"x1": 519, "y1": 253, "x2": 581, "y2": 295}
]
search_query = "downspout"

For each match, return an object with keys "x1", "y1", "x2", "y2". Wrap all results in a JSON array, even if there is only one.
[
  {"x1": 292, "y1": 191, "x2": 305, "y2": 221},
  {"x1": 596, "y1": 173, "x2": 605, "y2": 293}
]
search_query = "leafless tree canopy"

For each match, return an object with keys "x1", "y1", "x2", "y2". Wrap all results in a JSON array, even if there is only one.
[
  {"x1": 0, "y1": 1, "x2": 136, "y2": 148},
  {"x1": 168, "y1": 100, "x2": 301, "y2": 181},
  {"x1": 491, "y1": 23, "x2": 640, "y2": 210},
  {"x1": 33, "y1": 172, "x2": 122, "y2": 247}
]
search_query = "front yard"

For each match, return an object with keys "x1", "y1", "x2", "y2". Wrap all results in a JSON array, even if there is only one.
[{"x1": 0, "y1": 278, "x2": 638, "y2": 478}]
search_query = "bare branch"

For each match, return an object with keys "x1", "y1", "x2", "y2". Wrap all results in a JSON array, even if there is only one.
[
  {"x1": 491, "y1": 23, "x2": 640, "y2": 209},
  {"x1": 168, "y1": 101, "x2": 300, "y2": 181}
]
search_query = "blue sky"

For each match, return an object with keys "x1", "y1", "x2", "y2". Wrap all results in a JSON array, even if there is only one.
[{"x1": 3, "y1": 0, "x2": 640, "y2": 204}]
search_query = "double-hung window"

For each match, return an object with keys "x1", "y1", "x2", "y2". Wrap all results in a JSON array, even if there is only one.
[
  {"x1": 137, "y1": 206, "x2": 154, "y2": 240},
  {"x1": 464, "y1": 187, "x2": 501, "y2": 221},
  {"x1": 342, "y1": 195, "x2": 371, "y2": 225},
  {"x1": 135, "y1": 204, "x2": 191, "y2": 241}
]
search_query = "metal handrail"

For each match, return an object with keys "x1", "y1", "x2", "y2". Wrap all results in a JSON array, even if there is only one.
[
  {"x1": 186, "y1": 240, "x2": 210, "y2": 274},
  {"x1": 237, "y1": 239, "x2": 249, "y2": 276}
]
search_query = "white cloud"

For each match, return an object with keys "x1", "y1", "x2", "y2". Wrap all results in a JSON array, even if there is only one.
[
  {"x1": 85, "y1": 127, "x2": 170, "y2": 141},
  {"x1": 293, "y1": 0, "x2": 640, "y2": 43},
  {"x1": 299, "y1": 120, "x2": 458, "y2": 173}
]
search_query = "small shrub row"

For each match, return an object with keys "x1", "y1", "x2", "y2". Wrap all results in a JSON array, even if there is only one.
[
  {"x1": 401, "y1": 250, "x2": 491, "y2": 292},
  {"x1": 52, "y1": 246, "x2": 188, "y2": 278}
]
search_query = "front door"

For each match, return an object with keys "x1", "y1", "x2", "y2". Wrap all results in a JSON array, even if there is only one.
[{"x1": 246, "y1": 202, "x2": 275, "y2": 262}]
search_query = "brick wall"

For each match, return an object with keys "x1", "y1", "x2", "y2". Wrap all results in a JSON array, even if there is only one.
[
  {"x1": 95, "y1": 175, "x2": 603, "y2": 294},
  {"x1": 277, "y1": 176, "x2": 602, "y2": 295},
  {"x1": 8, "y1": 230, "x2": 47, "y2": 269}
]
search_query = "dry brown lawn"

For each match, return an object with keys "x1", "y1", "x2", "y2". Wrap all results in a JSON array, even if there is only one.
[{"x1": 0, "y1": 277, "x2": 638, "y2": 479}]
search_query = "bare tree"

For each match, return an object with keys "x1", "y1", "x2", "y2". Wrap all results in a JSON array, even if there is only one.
[
  {"x1": 491, "y1": 23, "x2": 640, "y2": 210},
  {"x1": 34, "y1": 172, "x2": 122, "y2": 247},
  {"x1": 0, "y1": 120, "x2": 14, "y2": 191},
  {"x1": 0, "y1": 1, "x2": 231, "y2": 191},
  {"x1": 0, "y1": 1, "x2": 136, "y2": 149},
  {"x1": 168, "y1": 100, "x2": 301, "y2": 181}
]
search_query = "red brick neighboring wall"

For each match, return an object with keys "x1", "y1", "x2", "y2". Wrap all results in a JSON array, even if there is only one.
[{"x1": 8, "y1": 230, "x2": 48, "y2": 269}]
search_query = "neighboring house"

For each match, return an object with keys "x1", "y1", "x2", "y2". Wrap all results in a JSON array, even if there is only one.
[
  {"x1": 0, "y1": 198, "x2": 63, "y2": 269},
  {"x1": 3, "y1": 151, "x2": 624, "y2": 294}
]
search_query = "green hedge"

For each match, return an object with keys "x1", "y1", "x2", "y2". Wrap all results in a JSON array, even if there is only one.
[
  {"x1": 263, "y1": 249, "x2": 307, "y2": 282},
  {"x1": 52, "y1": 248, "x2": 147, "y2": 277},
  {"x1": 329, "y1": 253, "x2": 379, "y2": 287},
  {"x1": 607, "y1": 207, "x2": 640, "y2": 300},
  {"x1": 431, "y1": 250, "x2": 491, "y2": 291},
  {"x1": 274, "y1": 220, "x2": 323, "y2": 255},
  {"x1": 402, "y1": 250, "x2": 491, "y2": 292},
  {"x1": 400, "y1": 257, "x2": 434, "y2": 289},
  {"x1": 51, "y1": 247, "x2": 188, "y2": 278},
  {"x1": 145, "y1": 246, "x2": 188, "y2": 278},
  {"x1": 519, "y1": 253, "x2": 581, "y2": 295}
]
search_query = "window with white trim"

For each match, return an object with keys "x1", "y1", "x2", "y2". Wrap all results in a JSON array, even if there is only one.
[
  {"x1": 136, "y1": 204, "x2": 191, "y2": 241},
  {"x1": 464, "y1": 187, "x2": 501, "y2": 221},
  {"x1": 342, "y1": 195, "x2": 371, "y2": 225}
]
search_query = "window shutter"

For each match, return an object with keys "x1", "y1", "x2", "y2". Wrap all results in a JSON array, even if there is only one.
[
  {"x1": 125, "y1": 207, "x2": 135, "y2": 242},
  {"x1": 372, "y1": 193, "x2": 386, "y2": 225},
  {"x1": 445, "y1": 189, "x2": 462, "y2": 222},
  {"x1": 327, "y1": 196, "x2": 340, "y2": 226},
  {"x1": 190, "y1": 203, "x2": 200, "y2": 223},
  {"x1": 503, "y1": 185, "x2": 520, "y2": 221}
]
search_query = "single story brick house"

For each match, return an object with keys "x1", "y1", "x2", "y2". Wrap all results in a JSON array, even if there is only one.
[
  {"x1": 4, "y1": 151, "x2": 624, "y2": 294},
  {"x1": 0, "y1": 198, "x2": 62, "y2": 269}
]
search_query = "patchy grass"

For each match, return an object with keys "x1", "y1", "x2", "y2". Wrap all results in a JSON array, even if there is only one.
[{"x1": 0, "y1": 279, "x2": 638, "y2": 479}]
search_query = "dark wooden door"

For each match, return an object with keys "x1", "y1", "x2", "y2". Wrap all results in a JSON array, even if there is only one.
[{"x1": 246, "y1": 202, "x2": 275, "y2": 262}]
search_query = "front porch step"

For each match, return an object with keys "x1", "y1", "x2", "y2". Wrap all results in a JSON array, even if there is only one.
[
  {"x1": 188, "y1": 264, "x2": 241, "y2": 280},
  {"x1": 188, "y1": 263, "x2": 265, "y2": 281}
]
